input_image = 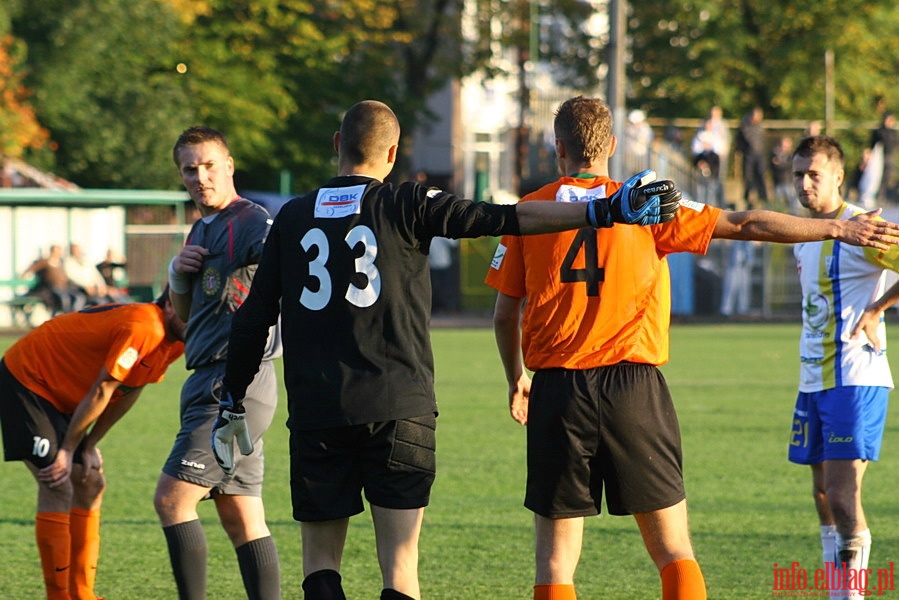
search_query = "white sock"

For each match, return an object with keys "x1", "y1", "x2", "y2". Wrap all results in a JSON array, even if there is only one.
[
  {"x1": 821, "y1": 525, "x2": 837, "y2": 567},
  {"x1": 834, "y1": 529, "x2": 871, "y2": 599}
]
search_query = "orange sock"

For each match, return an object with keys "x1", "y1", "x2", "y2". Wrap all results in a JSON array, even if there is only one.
[
  {"x1": 661, "y1": 558, "x2": 706, "y2": 600},
  {"x1": 70, "y1": 508, "x2": 101, "y2": 600},
  {"x1": 534, "y1": 583, "x2": 577, "y2": 600},
  {"x1": 36, "y1": 512, "x2": 72, "y2": 600}
]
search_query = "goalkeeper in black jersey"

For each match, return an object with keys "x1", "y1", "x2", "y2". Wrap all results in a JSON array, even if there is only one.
[{"x1": 219, "y1": 100, "x2": 680, "y2": 600}]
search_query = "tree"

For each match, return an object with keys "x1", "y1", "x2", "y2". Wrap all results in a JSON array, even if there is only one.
[
  {"x1": 0, "y1": 33, "x2": 48, "y2": 159},
  {"x1": 9, "y1": 0, "x2": 607, "y2": 192},
  {"x1": 12, "y1": 0, "x2": 194, "y2": 188},
  {"x1": 626, "y1": 0, "x2": 899, "y2": 129}
]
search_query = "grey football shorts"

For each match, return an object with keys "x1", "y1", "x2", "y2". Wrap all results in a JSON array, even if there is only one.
[{"x1": 162, "y1": 361, "x2": 278, "y2": 497}]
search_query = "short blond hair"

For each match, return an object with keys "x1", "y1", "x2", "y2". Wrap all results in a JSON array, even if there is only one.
[{"x1": 554, "y1": 97, "x2": 614, "y2": 164}]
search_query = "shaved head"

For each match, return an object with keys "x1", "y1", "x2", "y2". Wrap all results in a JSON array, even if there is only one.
[{"x1": 338, "y1": 100, "x2": 401, "y2": 166}]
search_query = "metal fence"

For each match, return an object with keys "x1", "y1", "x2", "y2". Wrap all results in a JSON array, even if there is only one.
[{"x1": 457, "y1": 139, "x2": 810, "y2": 319}]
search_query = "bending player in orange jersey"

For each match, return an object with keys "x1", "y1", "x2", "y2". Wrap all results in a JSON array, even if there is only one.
[{"x1": 0, "y1": 289, "x2": 185, "y2": 600}]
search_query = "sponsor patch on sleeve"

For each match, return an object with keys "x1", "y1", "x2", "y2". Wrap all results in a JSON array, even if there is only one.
[
  {"x1": 679, "y1": 198, "x2": 705, "y2": 212},
  {"x1": 116, "y1": 347, "x2": 139, "y2": 370},
  {"x1": 490, "y1": 243, "x2": 507, "y2": 270}
]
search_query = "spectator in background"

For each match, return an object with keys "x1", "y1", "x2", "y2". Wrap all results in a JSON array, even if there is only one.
[
  {"x1": 22, "y1": 244, "x2": 76, "y2": 314},
  {"x1": 719, "y1": 240, "x2": 756, "y2": 317},
  {"x1": 705, "y1": 106, "x2": 732, "y2": 182},
  {"x1": 871, "y1": 110, "x2": 897, "y2": 203},
  {"x1": 64, "y1": 243, "x2": 109, "y2": 308},
  {"x1": 429, "y1": 237, "x2": 460, "y2": 315},
  {"x1": 623, "y1": 109, "x2": 654, "y2": 171},
  {"x1": 691, "y1": 123, "x2": 723, "y2": 207},
  {"x1": 96, "y1": 249, "x2": 132, "y2": 303},
  {"x1": 804, "y1": 120, "x2": 823, "y2": 138},
  {"x1": 771, "y1": 136, "x2": 798, "y2": 213},
  {"x1": 850, "y1": 147, "x2": 876, "y2": 208},
  {"x1": 737, "y1": 106, "x2": 769, "y2": 207}
]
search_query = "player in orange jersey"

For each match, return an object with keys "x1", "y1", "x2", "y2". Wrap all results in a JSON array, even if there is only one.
[
  {"x1": 0, "y1": 290, "x2": 185, "y2": 600},
  {"x1": 485, "y1": 96, "x2": 899, "y2": 600}
]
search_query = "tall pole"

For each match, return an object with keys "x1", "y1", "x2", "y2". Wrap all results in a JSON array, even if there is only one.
[
  {"x1": 607, "y1": 0, "x2": 627, "y2": 178},
  {"x1": 824, "y1": 50, "x2": 834, "y2": 134}
]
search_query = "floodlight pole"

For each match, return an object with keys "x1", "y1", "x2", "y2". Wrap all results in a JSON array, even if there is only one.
[
  {"x1": 824, "y1": 50, "x2": 834, "y2": 135},
  {"x1": 607, "y1": 0, "x2": 627, "y2": 178}
]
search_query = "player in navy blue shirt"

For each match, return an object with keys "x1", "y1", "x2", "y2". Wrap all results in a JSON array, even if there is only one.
[{"x1": 155, "y1": 126, "x2": 281, "y2": 600}]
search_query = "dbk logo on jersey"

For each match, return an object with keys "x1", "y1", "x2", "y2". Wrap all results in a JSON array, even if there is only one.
[{"x1": 315, "y1": 184, "x2": 365, "y2": 218}]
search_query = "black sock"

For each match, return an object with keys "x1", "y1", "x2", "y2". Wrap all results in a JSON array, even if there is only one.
[
  {"x1": 162, "y1": 520, "x2": 207, "y2": 600},
  {"x1": 302, "y1": 569, "x2": 346, "y2": 600},
  {"x1": 381, "y1": 589, "x2": 415, "y2": 600},
  {"x1": 236, "y1": 536, "x2": 281, "y2": 600}
]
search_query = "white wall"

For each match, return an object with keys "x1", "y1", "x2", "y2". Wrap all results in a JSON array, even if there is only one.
[{"x1": 1, "y1": 205, "x2": 126, "y2": 327}]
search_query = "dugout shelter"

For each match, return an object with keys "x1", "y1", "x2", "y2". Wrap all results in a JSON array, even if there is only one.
[{"x1": 0, "y1": 188, "x2": 190, "y2": 328}]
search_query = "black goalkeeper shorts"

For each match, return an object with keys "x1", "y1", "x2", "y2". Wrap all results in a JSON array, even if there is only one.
[
  {"x1": 525, "y1": 363, "x2": 685, "y2": 518},
  {"x1": 289, "y1": 413, "x2": 437, "y2": 522}
]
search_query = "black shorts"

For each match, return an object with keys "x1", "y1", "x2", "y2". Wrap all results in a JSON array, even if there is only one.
[
  {"x1": 289, "y1": 413, "x2": 437, "y2": 522},
  {"x1": 525, "y1": 363, "x2": 685, "y2": 518},
  {"x1": 0, "y1": 360, "x2": 87, "y2": 468}
]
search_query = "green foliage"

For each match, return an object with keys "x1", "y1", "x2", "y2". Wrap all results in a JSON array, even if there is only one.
[
  {"x1": 1, "y1": 324, "x2": 898, "y2": 598},
  {"x1": 174, "y1": 0, "x2": 318, "y2": 191},
  {"x1": 628, "y1": 0, "x2": 899, "y2": 124},
  {"x1": 13, "y1": 0, "x2": 194, "y2": 188},
  {"x1": 6, "y1": 0, "x2": 899, "y2": 191}
]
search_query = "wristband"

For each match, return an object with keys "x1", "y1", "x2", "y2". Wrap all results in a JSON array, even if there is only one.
[
  {"x1": 586, "y1": 198, "x2": 612, "y2": 228},
  {"x1": 168, "y1": 257, "x2": 191, "y2": 294}
]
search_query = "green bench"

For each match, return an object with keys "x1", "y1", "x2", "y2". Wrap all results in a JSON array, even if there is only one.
[{"x1": 2, "y1": 294, "x2": 48, "y2": 328}]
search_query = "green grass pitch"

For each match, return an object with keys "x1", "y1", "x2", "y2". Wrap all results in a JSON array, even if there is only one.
[{"x1": 0, "y1": 323, "x2": 897, "y2": 598}]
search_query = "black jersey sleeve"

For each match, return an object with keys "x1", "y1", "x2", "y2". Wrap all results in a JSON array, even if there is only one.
[{"x1": 405, "y1": 182, "x2": 521, "y2": 239}]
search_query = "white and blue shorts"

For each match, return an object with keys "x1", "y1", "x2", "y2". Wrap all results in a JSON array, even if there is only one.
[{"x1": 788, "y1": 386, "x2": 889, "y2": 464}]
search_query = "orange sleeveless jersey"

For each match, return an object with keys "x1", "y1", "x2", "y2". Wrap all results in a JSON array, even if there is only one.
[
  {"x1": 484, "y1": 176, "x2": 722, "y2": 370},
  {"x1": 4, "y1": 303, "x2": 184, "y2": 413}
]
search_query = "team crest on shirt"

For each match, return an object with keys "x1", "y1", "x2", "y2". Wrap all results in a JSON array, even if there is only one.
[
  {"x1": 202, "y1": 266, "x2": 222, "y2": 296},
  {"x1": 802, "y1": 292, "x2": 831, "y2": 331},
  {"x1": 315, "y1": 184, "x2": 365, "y2": 218}
]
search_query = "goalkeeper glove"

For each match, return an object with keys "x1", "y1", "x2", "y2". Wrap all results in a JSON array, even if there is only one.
[
  {"x1": 586, "y1": 169, "x2": 681, "y2": 228},
  {"x1": 211, "y1": 390, "x2": 254, "y2": 475}
]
